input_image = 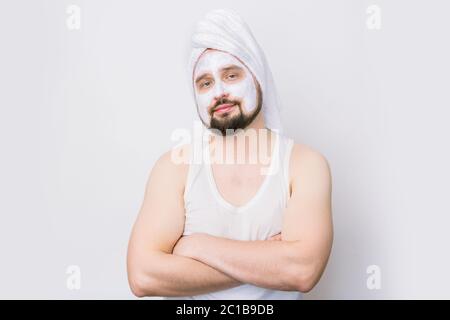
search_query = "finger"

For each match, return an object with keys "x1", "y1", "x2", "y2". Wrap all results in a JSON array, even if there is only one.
[{"x1": 268, "y1": 233, "x2": 282, "y2": 241}]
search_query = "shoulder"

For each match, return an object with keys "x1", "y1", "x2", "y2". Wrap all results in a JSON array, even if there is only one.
[
  {"x1": 147, "y1": 143, "x2": 192, "y2": 190},
  {"x1": 289, "y1": 142, "x2": 332, "y2": 191},
  {"x1": 290, "y1": 142, "x2": 331, "y2": 174}
]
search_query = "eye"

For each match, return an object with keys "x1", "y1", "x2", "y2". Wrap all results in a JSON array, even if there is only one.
[
  {"x1": 227, "y1": 73, "x2": 237, "y2": 80},
  {"x1": 199, "y1": 79, "x2": 213, "y2": 89}
]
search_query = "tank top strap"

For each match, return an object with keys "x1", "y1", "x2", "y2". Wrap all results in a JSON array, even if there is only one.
[
  {"x1": 283, "y1": 137, "x2": 294, "y2": 188},
  {"x1": 275, "y1": 134, "x2": 294, "y2": 202}
]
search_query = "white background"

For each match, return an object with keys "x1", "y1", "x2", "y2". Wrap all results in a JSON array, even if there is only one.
[{"x1": 0, "y1": 0, "x2": 449, "y2": 299}]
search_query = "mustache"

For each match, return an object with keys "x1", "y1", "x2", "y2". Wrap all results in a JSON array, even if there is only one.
[{"x1": 209, "y1": 98, "x2": 240, "y2": 115}]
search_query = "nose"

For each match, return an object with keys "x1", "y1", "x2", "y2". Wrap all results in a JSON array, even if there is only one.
[
  {"x1": 214, "y1": 92, "x2": 230, "y2": 106},
  {"x1": 213, "y1": 80, "x2": 226, "y2": 100}
]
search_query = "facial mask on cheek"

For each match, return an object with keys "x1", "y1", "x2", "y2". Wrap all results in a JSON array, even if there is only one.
[{"x1": 193, "y1": 50, "x2": 258, "y2": 124}]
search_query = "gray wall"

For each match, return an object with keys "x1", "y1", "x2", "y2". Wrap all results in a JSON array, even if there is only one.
[{"x1": 0, "y1": 0, "x2": 449, "y2": 299}]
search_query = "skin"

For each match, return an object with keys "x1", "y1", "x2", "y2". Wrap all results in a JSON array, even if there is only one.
[
  {"x1": 193, "y1": 49, "x2": 262, "y2": 134},
  {"x1": 126, "y1": 54, "x2": 333, "y2": 297}
]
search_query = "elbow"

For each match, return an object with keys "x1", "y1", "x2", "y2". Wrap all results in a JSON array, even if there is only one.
[
  {"x1": 128, "y1": 270, "x2": 158, "y2": 298},
  {"x1": 295, "y1": 272, "x2": 316, "y2": 293},
  {"x1": 286, "y1": 243, "x2": 325, "y2": 293},
  {"x1": 127, "y1": 248, "x2": 167, "y2": 297},
  {"x1": 292, "y1": 262, "x2": 321, "y2": 293},
  {"x1": 130, "y1": 282, "x2": 146, "y2": 298},
  {"x1": 128, "y1": 272, "x2": 148, "y2": 298}
]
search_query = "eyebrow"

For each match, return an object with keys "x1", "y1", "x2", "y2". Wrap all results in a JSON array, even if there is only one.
[{"x1": 220, "y1": 65, "x2": 244, "y2": 73}]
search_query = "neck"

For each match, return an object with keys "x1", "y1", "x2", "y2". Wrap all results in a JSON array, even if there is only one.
[
  {"x1": 217, "y1": 110, "x2": 268, "y2": 141},
  {"x1": 208, "y1": 112, "x2": 275, "y2": 165}
]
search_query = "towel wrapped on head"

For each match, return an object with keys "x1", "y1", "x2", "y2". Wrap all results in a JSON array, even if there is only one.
[{"x1": 187, "y1": 9, "x2": 283, "y2": 133}]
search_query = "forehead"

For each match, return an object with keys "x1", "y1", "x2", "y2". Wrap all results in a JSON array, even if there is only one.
[{"x1": 194, "y1": 50, "x2": 246, "y2": 76}]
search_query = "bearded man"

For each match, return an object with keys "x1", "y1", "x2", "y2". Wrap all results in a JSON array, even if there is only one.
[{"x1": 127, "y1": 9, "x2": 333, "y2": 300}]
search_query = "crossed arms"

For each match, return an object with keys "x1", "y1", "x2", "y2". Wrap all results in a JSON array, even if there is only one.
[{"x1": 126, "y1": 144, "x2": 333, "y2": 297}]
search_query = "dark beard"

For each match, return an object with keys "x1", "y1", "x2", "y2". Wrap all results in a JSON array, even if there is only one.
[{"x1": 209, "y1": 103, "x2": 262, "y2": 136}]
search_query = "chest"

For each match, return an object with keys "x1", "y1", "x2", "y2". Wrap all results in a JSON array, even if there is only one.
[{"x1": 210, "y1": 162, "x2": 268, "y2": 207}]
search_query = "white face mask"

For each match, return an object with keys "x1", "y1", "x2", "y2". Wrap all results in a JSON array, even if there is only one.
[{"x1": 193, "y1": 50, "x2": 258, "y2": 126}]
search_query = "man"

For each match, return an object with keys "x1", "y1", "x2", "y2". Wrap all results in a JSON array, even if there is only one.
[{"x1": 127, "y1": 9, "x2": 333, "y2": 299}]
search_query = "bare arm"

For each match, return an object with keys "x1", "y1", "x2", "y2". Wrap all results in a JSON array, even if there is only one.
[
  {"x1": 173, "y1": 145, "x2": 333, "y2": 292},
  {"x1": 126, "y1": 146, "x2": 242, "y2": 297}
]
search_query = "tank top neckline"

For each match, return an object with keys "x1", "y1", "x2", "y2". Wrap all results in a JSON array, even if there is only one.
[{"x1": 204, "y1": 131, "x2": 281, "y2": 213}]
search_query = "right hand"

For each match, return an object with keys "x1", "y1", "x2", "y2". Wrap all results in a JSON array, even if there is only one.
[{"x1": 268, "y1": 232, "x2": 282, "y2": 241}]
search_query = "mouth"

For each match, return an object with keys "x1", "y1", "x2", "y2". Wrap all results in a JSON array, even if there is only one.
[{"x1": 213, "y1": 103, "x2": 236, "y2": 114}]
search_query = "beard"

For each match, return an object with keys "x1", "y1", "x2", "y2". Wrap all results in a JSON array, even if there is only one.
[{"x1": 208, "y1": 98, "x2": 262, "y2": 136}]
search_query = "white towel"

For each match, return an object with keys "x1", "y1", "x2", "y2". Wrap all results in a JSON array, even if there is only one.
[{"x1": 187, "y1": 9, "x2": 283, "y2": 133}]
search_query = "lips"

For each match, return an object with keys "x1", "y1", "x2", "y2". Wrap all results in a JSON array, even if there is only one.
[{"x1": 213, "y1": 103, "x2": 236, "y2": 114}]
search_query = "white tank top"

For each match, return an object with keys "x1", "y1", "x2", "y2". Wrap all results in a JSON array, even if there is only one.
[{"x1": 172, "y1": 131, "x2": 302, "y2": 300}]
